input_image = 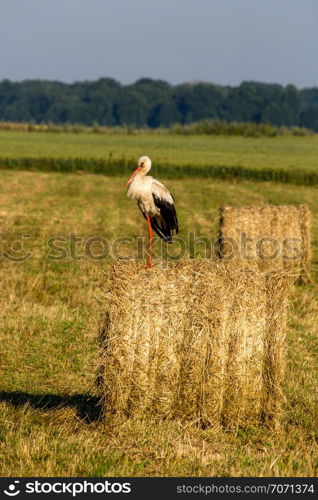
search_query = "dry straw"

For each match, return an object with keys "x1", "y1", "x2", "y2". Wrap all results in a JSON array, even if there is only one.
[
  {"x1": 218, "y1": 204, "x2": 311, "y2": 285},
  {"x1": 98, "y1": 260, "x2": 292, "y2": 427}
]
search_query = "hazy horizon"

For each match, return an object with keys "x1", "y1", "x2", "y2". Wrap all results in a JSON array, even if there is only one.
[{"x1": 1, "y1": 76, "x2": 317, "y2": 90}]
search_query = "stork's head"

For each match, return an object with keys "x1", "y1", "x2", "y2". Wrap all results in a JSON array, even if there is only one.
[
  {"x1": 125, "y1": 155, "x2": 152, "y2": 186},
  {"x1": 137, "y1": 155, "x2": 152, "y2": 174}
]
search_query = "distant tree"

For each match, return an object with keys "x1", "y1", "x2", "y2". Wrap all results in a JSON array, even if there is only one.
[
  {"x1": 299, "y1": 88, "x2": 318, "y2": 130},
  {"x1": 0, "y1": 77, "x2": 317, "y2": 130},
  {"x1": 113, "y1": 90, "x2": 148, "y2": 126},
  {"x1": 223, "y1": 82, "x2": 263, "y2": 122},
  {"x1": 148, "y1": 100, "x2": 181, "y2": 127},
  {"x1": 170, "y1": 83, "x2": 224, "y2": 124},
  {"x1": 300, "y1": 108, "x2": 318, "y2": 130},
  {"x1": 300, "y1": 87, "x2": 318, "y2": 107}
]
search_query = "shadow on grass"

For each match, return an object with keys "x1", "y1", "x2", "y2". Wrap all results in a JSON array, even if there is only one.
[{"x1": 0, "y1": 391, "x2": 103, "y2": 423}]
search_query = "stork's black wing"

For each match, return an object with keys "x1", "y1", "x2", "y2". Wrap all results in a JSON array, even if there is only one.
[{"x1": 150, "y1": 193, "x2": 179, "y2": 243}]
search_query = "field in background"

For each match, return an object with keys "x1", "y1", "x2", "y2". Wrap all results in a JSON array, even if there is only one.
[
  {"x1": 0, "y1": 130, "x2": 318, "y2": 172},
  {"x1": 0, "y1": 164, "x2": 317, "y2": 476}
]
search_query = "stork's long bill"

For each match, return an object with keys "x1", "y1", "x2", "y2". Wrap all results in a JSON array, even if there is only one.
[{"x1": 125, "y1": 166, "x2": 141, "y2": 187}]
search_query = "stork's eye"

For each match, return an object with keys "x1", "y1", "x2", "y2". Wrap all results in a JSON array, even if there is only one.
[{"x1": 141, "y1": 162, "x2": 144, "y2": 166}]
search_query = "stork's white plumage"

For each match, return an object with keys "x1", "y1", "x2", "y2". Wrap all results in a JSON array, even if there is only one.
[{"x1": 126, "y1": 155, "x2": 178, "y2": 268}]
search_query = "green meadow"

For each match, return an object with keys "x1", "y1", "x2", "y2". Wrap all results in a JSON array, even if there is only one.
[
  {"x1": 0, "y1": 131, "x2": 318, "y2": 176},
  {"x1": 1, "y1": 130, "x2": 318, "y2": 168}
]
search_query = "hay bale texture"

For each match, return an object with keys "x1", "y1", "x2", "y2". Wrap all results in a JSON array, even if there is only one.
[
  {"x1": 98, "y1": 260, "x2": 292, "y2": 427},
  {"x1": 219, "y1": 204, "x2": 311, "y2": 285}
]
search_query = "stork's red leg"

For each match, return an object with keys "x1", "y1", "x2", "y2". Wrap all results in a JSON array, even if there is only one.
[{"x1": 145, "y1": 216, "x2": 153, "y2": 268}]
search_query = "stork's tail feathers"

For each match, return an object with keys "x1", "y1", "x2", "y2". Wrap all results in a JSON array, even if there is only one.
[{"x1": 150, "y1": 218, "x2": 174, "y2": 243}]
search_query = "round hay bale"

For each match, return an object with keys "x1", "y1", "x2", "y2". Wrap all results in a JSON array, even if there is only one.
[
  {"x1": 98, "y1": 260, "x2": 293, "y2": 427},
  {"x1": 218, "y1": 204, "x2": 312, "y2": 285}
]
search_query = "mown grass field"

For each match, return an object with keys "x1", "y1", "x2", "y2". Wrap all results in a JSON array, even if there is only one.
[
  {"x1": 1, "y1": 130, "x2": 318, "y2": 172},
  {"x1": 0, "y1": 131, "x2": 317, "y2": 476}
]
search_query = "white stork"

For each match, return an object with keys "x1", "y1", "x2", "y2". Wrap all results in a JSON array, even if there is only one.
[{"x1": 125, "y1": 155, "x2": 179, "y2": 268}]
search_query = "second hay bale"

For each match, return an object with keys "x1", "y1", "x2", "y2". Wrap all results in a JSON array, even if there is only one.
[
  {"x1": 98, "y1": 260, "x2": 292, "y2": 427},
  {"x1": 218, "y1": 204, "x2": 311, "y2": 284}
]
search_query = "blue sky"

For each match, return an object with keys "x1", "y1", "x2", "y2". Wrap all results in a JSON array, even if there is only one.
[{"x1": 1, "y1": 0, "x2": 318, "y2": 87}]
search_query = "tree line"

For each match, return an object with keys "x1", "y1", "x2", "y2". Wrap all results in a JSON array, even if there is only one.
[{"x1": 0, "y1": 78, "x2": 318, "y2": 131}]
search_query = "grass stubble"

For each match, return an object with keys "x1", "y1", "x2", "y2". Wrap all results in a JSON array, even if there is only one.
[{"x1": 0, "y1": 166, "x2": 317, "y2": 476}]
